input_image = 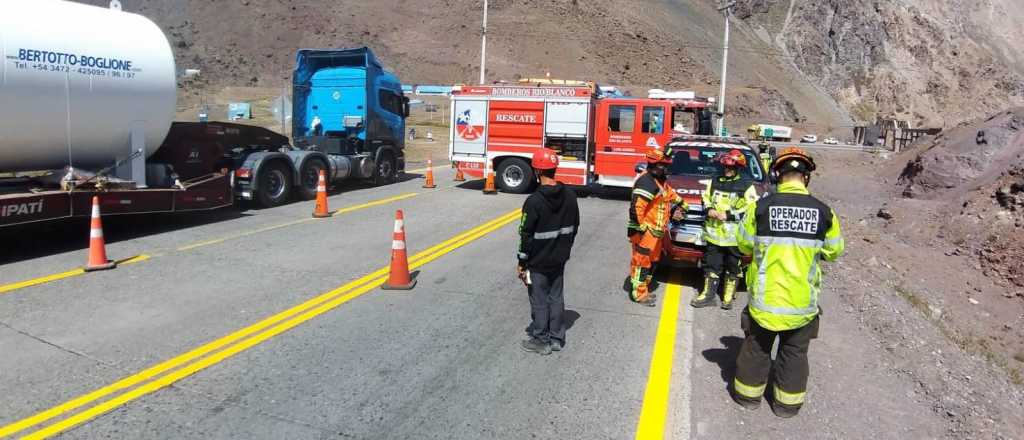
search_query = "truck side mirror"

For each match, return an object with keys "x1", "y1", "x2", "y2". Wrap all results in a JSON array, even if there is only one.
[{"x1": 403, "y1": 97, "x2": 411, "y2": 118}]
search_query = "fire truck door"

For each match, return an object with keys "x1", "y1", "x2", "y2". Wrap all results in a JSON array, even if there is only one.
[
  {"x1": 544, "y1": 100, "x2": 590, "y2": 185},
  {"x1": 640, "y1": 104, "x2": 674, "y2": 151},
  {"x1": 593, "y1": 102, "x2": 642, "y2": 181},
  {"x1": 451, "y1": 99, "x2": 488, "y2": 155}
]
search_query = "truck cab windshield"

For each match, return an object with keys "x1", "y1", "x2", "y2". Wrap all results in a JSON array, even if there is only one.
[{"x1": 668, "y1": 147, "x2": 765, "y2": 182}]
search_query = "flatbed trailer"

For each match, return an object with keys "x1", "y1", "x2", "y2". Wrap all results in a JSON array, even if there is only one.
[{"x1": 0, "y1": 121, "x2": 286, "y2": 228}]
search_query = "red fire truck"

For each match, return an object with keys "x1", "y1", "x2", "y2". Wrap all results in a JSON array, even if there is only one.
[{"x1": 447, "y1": 84, "x2": 715, "y2": 193}]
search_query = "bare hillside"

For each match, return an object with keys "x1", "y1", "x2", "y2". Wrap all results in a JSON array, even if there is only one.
[
  {"x1": 74, "y1": 0, "x2": 1024, "y2": 133},
  {"x1": 74, "y1": 0, "x2": 850, "y2": 134},
  {"x1": 735, "y1": 0, "x2": 1024, "y2": 127}
]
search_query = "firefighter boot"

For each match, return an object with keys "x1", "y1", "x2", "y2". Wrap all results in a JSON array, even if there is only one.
[
  {"x1": 690, "y1": 273, "x2": 720, "y2": 308},
  {"x1": 721, "y1": 277, "x2": 739, "y2": 310}
]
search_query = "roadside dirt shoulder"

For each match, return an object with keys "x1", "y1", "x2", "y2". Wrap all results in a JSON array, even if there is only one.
[{"x1": 815, "y1": 151, "x2": 1024, "y2": 439}]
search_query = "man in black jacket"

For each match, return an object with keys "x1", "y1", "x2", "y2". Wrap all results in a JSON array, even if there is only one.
[{"x1": 517, "y1": 148, "x2": 580, "y2": 355}]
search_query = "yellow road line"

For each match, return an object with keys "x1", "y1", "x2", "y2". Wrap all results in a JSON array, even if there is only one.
[
  {"x1": 2, "y1": 209, "x2": 521, "y2": 438},
  {"x1": 177, "y1": 192, "x2": 419, "y2": 251},
  {"x1": 405, "y1": 162, "x2": 451, "y2": 174},
  {"x1": 0, "y1": 255, "x2": 150, "y2": 296},
  {"x1": 634, "y1": 275, "x2": 683, "y2": 440},
  {"x1": 0, "y1": 193, "x2": 417, "y2": 297},
  {"x1": 332, "y1": 192, "x2": 417, "y2": 215}
]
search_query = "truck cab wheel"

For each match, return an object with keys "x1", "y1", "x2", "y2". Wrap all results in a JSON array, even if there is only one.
[
  {"x1": 497, "y1": 158, "x2": 534, "y2": 194},
  {"x1": 256, "y1": 161, "x2": 292, "y2": 208},
  {"x1": 374, "y1": 151, "x2": 396, "y2": 186},
  {"x1": 298, "y1": 158, "x2": 327, "y2": 200}
]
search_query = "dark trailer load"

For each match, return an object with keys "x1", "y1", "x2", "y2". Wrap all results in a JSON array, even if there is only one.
[{"x1": 0, "y1": 122, "x2": 288, "y2": 228}]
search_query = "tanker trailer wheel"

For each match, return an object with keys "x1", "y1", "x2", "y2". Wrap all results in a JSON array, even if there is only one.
[
  {"x1": 298, "y1": 158, "x2": 328, "y2": 200},
  {"x1": 497, "y1": 158, "x2": 534, "y2": 194},
  {"x1": 373, "y1": 151, "x2": 396, "y2": 186},
  {"x1": 256, "y1": 161, "x2": 292, "y2": 208}
]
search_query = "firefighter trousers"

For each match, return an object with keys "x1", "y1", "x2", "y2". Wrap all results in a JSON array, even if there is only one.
[
  {"x1": 703, "y1": 244, "x2": 742, "y2": 278},
  {"x1": 733, "y1": 307, "x2": 819, "y2": 416},
  {"x1": 629, "y1": 230, "x2": 662, "y2": 302}
]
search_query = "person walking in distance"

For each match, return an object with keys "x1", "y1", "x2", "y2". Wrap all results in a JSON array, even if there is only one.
[
  {"x1": 626, "y1": 147, "x2": 685, "y2": 307},
  {"x1": 731, "y1": 147, "x2": 844, "y2": 417},
  {"x1": 691, "y1": 149, "x2": 758, "y2": 310},
  {"x1": 518, "y1": 149, "x2": 580, "y2": 355},
  {"x1": 757, "y1": 142, "x2": 773, "y2": 177}
]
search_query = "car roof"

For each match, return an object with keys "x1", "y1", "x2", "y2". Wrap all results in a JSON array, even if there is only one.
[{"x1": 669, "y1": 141, "x2": 754, "y2": 151}]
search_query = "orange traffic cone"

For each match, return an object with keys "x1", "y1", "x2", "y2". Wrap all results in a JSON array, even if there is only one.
[
  {"x1": 312, "y1": 169, "x2": 331, "y2": 218},
  {"x1": 84, "y1": 196, "x2": 116, "y2": 272},
  {"x1": 453, "y1": 162, "x2": 466, "y2": 182},
  {"x1": 382, "y1": 209, "x2": 416, "y2": 290},
  {"x1": 482, "y1": 166, "x2": 497, "y2": 195},
  {"x1": 423, "y1": 159, "x2": 437, "y2": 189}
]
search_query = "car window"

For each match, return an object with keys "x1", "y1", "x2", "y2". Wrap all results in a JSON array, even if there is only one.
[{"x1": 668, "y1": 146, "x2": 764, "y2": 181}]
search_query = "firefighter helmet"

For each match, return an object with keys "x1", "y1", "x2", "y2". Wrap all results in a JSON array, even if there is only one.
[
  {"x1": 719, "y1": 149, "x2": 747, "y2": 168},
  {"x1": 531, "y1": 148, "x2": 560, "y2": 170},
  {"x1": 645, "y1": 148, "x2": 665, "y2": 163},
  {"x1": 772, "y1": 147, "x2": 816, "y2": 174}
]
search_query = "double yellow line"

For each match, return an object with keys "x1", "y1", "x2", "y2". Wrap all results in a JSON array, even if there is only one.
[{"x1": 1, "y1": 208, "x2": 521, "y2": 439}]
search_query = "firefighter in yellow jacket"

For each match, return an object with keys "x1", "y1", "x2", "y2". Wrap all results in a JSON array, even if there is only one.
[
  {"x1": 731, "y1": 147, "x2": 845, "y2": 418},
  {"x1": 691, "y1": 149, "x2": 759, "y2": 310},
  {"x1": 627, "y1": 147, "x2": 684, "y2": 307}
]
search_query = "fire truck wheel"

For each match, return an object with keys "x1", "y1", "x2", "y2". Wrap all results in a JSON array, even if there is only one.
[{"x1": 497, "y1": 158, "x2": 534, "y2": 194}]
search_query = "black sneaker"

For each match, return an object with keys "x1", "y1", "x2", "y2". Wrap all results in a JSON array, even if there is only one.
[
  {"x1": 551, "y1": 341, "x2": 564, "y2": 352},
  {"x1": 521, "y1": 338, "x2": 552, "y2": 355}
]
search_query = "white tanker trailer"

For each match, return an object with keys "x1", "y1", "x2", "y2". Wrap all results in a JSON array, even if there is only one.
[
  {"x1": 0, "y1": 0, "x2": 410, "y2": 228},
  {"x1": 0, "y1": 0, "x2": 177, "y2": 172}
]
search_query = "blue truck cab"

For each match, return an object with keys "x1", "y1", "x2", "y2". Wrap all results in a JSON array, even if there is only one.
[
  {"x1": 234, "y1": 48, "x2": 410, "y2": 208},
  {"x1": 292, "y1": 47, "x2": 409, "y2": 183}
]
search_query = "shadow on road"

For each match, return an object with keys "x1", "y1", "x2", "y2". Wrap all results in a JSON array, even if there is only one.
[
  {"x1": 702, "y1": 335, "x2": 744, "y2": 386},
  {"x1": 563, "y1": 309, "x2": 581, "y2": 331},
  {"x1": 0, "y1": 208, "x2": 253, "y2": 265},
  {"x1": 0, "y1": 174, "x2": 427, "y2": 266},
  {"x1": 455, "y1": 179, "x2": 486, "y2": 191}
]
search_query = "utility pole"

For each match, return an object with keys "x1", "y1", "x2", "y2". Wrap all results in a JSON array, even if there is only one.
[
  {"x1": 717, "y1": 1, "x2": 736, "y2": 137},
  {"x1": 479, "y1": 0, "x2": 488, "y2": 85}
]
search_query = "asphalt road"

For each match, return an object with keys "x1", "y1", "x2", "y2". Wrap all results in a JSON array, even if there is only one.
[{"x1": 0, "y1": 166, "x2": 941, "y2": 439}]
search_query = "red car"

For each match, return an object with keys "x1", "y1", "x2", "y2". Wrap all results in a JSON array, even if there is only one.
[{"x1": 659, "y1": 136, "x2": 769, "y2": 267}]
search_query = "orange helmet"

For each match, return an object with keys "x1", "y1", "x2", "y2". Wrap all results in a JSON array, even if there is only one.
[
  {"x1": 645, "y1": 147, "x2": 674, "y2": 164},
  {"x1": 771, "y1": 147, "x2": 816, "y2": 174},
  {"x1": 719, "y1": 149, "x2": 747, "y2": 168},
  {"x1": 531, "y1": 148, "x2": 560, "y2": 170}
]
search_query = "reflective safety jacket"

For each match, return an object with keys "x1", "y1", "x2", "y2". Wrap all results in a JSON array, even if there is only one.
[
  {"x1": 629, "y1": 173, "x2": 683, "y2": 239},
  {"x1": 702, "y1": 174, "x2": 758, "y2": 247},
  {"x1": 518, "y1": 183, "x2": 580, "y2": 273},
  {"x1": 737, "y1": 181, "x2": 845, "y2": 331}
]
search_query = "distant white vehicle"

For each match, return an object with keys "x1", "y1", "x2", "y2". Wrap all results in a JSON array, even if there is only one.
[
  {"x1": 800, "y1": 134, "x2": 818, "y2": 143},
  {"x1": 823, "y1": 137, "x2": 838, "y2": 145}
]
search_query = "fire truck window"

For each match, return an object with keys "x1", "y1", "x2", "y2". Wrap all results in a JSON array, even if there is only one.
[
  {"x1": 672, "y1": 109, "x2": 693, "y2": 134},
  {"x1": 643, "y1": 107, "x2": 665, "y2": 134},
  {"x1": 608, "y1": 105, "x2": 636, "y2": 133}
]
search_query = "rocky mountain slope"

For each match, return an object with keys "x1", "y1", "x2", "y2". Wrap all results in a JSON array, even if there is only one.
[
  {"x1": 734, "y1": 0, "x2": 1024, "y2": 127},
  {"x1": 77, "y1": 0, "x2": 853, "y2": 133},
  {"x1": 75, "y1": 0, "x2": 1024, "y2": 132}
]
